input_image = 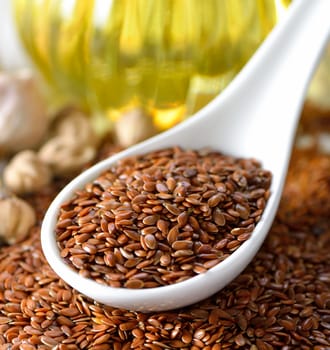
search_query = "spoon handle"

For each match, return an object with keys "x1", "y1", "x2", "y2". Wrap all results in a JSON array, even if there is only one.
[
  {"x1": 133, "y1": 0, "x2": 330, "y2": 164},
  {"x1": 213, "y1": 0, "x2": 330, "y2": 165}
]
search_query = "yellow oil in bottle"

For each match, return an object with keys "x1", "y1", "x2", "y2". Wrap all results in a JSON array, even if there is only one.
[{"x1": 13, "y1": 0, "x2": 288, "y2": 132}]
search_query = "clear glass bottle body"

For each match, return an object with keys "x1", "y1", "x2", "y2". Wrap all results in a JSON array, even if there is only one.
[{"x1": 13, "y1": 0, "x2": 288, "y2": 131}]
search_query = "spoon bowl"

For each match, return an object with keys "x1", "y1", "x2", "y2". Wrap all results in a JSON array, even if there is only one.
[{"x1": 41, "y1": 0, "x2": 330, "y2": 312}]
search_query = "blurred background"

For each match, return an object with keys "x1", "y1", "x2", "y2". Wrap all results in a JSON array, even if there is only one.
[{"x1": 0, "y1": 0, "x2": 329, "y2": 150}]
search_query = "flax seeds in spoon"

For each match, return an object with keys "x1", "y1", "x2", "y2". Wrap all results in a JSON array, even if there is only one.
[{"x1": 55, "y1": 146, "x2": 271, "y2": 288}]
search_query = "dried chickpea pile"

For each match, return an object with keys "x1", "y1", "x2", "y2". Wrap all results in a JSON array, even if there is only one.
[
  {"x1": 0, "y1": 104, "x2": 329, "y2": 349},
  {"x1": 0, "y1": 71, "x2": 99, "y2": 246}
]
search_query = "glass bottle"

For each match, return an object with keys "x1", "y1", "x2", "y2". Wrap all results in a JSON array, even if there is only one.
[{"x1": 13, "y1": 0, "x2": 288, "y2": 135}]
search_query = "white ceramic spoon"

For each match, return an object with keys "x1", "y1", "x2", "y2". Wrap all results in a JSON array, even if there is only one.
[{"x1": 41, "y1": 0, "x2": 330, "y2": 312}]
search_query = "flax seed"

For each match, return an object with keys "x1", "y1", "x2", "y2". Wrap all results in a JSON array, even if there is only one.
[{"x1": 2, "y1": 133, "x2": 328, "y2": 349}]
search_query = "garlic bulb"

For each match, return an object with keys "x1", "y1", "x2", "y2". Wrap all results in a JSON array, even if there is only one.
[
  {"x1": 0, "y1": 195, "x2": 36, "y2": 245},
  {"x1": 0, "y1": 70, "x2": 49, "y2": 155},
  {"x1": 114, "y1": 107, "x2": 157, "y2": 148},
  {"x1": 3, "y1": 150, "x2": 52, "y2": 194},
  {"x1": 54, "y1": 110, "x2": 98, "y2": 147}
]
